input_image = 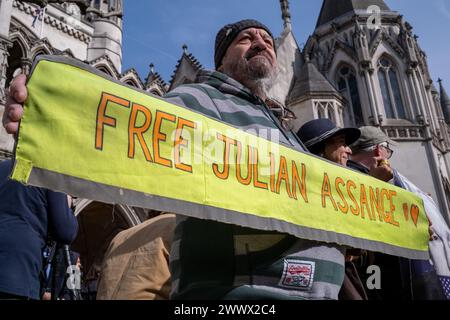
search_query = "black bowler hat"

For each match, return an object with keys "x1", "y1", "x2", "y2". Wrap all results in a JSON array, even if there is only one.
[{"x1": 297, "y1": 119, "x2": 361, "y2": 154}]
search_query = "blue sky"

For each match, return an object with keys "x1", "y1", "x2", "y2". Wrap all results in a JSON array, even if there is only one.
[{"x1": 122, "y1": 0, "x2": 450, "y2": 94}]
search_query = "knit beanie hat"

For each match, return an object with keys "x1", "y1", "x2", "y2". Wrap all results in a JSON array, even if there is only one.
[{"x1": 214, "y1": 19, "x2": 275, "y2": 69}]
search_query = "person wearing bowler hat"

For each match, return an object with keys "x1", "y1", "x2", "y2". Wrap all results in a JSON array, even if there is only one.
[
  {"x1": 297, "y1": 119, "x2": 369, "y2": 300},
  {"x1": 296, "y1": 118, "x2": 360, "y2": 167}
]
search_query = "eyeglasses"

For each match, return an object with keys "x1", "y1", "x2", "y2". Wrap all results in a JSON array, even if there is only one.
[
  {"x1": 377, "y1": 142, "x2": 394, "y2": 159},
  {"x1": 265, "y1": 98, "x2": 297, "y2": 128}
]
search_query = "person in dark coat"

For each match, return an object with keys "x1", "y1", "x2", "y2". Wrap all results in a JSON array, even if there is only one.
[
  {"x1": 297, "y1": 119, "x2": 369, "y2": 300},
  {"x1": 0, "y1": 159, "x2": 78, "y2": 299}
]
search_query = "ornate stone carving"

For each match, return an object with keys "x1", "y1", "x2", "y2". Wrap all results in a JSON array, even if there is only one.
[
  {"x1": 381, "y1": 125, "x2": 426, "y2": 141},
  {"x1": 13, "y1": 1, "x2": 91, "y2": 43},
  {"x1": 0, "y1": 39, "x2": 12, "y2": 104}
]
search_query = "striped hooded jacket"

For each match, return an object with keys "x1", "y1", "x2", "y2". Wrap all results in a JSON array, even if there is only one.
[{"x1": 164, "y1": 70, "x2": 345, "y2": 300}]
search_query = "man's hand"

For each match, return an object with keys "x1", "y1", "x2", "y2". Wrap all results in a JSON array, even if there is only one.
[
  {"x1": 368, "y1": 155, "x2": 393, "y2": 182},
  {"x1": 2, "y1": 74, "x2": 27, "y2": 135},
  {"x1": 42, "y1": 291, "x2": 52, "y2": 301},
  {"x1": 428, "y1": 219, "x2": 438, "y2": 241}
]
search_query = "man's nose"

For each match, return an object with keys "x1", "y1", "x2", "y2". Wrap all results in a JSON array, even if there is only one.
[
  {"x1": 251, "y1": 36, "x2": 268, "y2": 51},
  {"x1": 346, "y1": 146, "x2": 352, "y2": 155}
]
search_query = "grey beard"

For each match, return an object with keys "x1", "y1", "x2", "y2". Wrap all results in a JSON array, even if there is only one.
[
  {"x1": 245, "y1": 75, "x2": 276, "y2": 100},
  {"x1": 223, "y1": 57, "x2": 278, "y2": 99}
]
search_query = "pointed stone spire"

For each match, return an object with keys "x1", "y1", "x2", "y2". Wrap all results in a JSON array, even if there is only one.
[
  {"x1": 288, "y1": 58, "x2": 339, "y2": 103},
  {"x1": 279, "y1": 0, "x2": 291, "y2": 29},
  {"x1": 182, "y1": 44, "x2": 188, "y2": 55},
  {"x1": 316, "y1": 0, "x2": 390, "y2": 28},
  {"x1": 169, "y1": 45, "x2": 203, "y2": 91},
  {"x1": 145, "y1": 63, "x2": 166, "y2": 89},
  {"x1": 439, "y1": 78, "x2": 450, "y2": 124}
]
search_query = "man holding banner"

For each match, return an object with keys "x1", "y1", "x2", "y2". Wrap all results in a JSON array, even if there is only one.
[
  {"x1": 2, "y1": 19, "x2": 430, "y2": 301},
  {"x1": 163, "y1": 19, "x2": 349, "y2": 300},
  {"x1": 4, "y1": 19, "x2": 348, "y2": 300}
]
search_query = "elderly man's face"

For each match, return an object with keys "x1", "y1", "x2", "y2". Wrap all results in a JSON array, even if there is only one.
[
  {"x1": 219, "y1": 28, "x2": 277, "y2": 83},
  {"x1": 323, "y1": 134, "x2": 352, "y2": 166}
]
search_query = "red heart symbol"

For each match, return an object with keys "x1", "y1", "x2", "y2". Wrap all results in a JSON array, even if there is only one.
[
  {"x1": 403, "y1": 203, "x2": 409, "y2": 221},
  {"x1": 410, "y1": 205, "x2": 420, "y2": 227}
]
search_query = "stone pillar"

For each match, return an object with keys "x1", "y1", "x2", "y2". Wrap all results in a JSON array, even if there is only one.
[
  {"x1": 0, "y1": 39, "x2": 11, "y2": 104},
  {"x1": 0, "y1": 0, "x2": 14, "y2": 158},
  {"x1": 20, "y1": 57, "x2": 32, "y2": 75},
  {"x1": 406, "y1": 67, "x2": 422, "y2": 120},
  {"x1": 0, "y1": 0, "x2": 14, "y2": 103},
  {"x1": 417, "y1": 71, "x2": 438, "y2": 131},
  {"x1": 361, "y1": 68, "x2": 380, "y2": 126}
]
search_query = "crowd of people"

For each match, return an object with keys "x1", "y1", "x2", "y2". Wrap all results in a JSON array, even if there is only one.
[{"x1": 1, "y1": 18, "x2": 449, "y2": 300}]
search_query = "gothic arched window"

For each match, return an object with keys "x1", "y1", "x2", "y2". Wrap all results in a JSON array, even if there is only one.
[
  {"x1": 337, "y1": 66, "x2": 364, "y2": 127},
  {"x1": 150, "y1": 89, "x2": 163, "y2": 97},
  {"x1": 377, "y1": 57, "x2": 407, "y2": 119},
  {"x1": 315, "y1": 101, "x2": 337, "y2": 124},
  {"x1": 96, "y1": 66, "x2": 113, "y2": 77},
  {"x1": 6, "y1": 41, "x2": 25, "y2": 86}
]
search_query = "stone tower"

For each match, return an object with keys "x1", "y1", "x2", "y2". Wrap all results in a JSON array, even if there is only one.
[{"x1": 87, "y1": 0, "x2": 123, "y2": 73}]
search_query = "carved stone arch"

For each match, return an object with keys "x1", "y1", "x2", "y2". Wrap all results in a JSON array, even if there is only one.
[
  {"x1": 94, "y1": 64, "x2": 115, "y2": 78},
  {"x1": 30, "y1": 41, "x2": 53, "y2": 60},
  {"x1": 374, "y1": 53, "x2": 409, "y2": 121},
  {"x1": 375, "y1": 52, "x2": 405, "y2": 86},
  {"x1": 8, "y1": 32, "x2": 31, "y2": 58},
  {"x1": 120, "y1": 69, "x2": 144, "y2": 89},
  {"x1": 329, "y1": 57, "x2": 358, "y2": 85},
  {"x1": 89, "y1": 54, "x2": 120, "y2": 79},
  {"x1": 123, "y1": 78, "x2": 140, "y2": 88},
  {"x1": 9, "y1": 17, "x2": 37, "y2": 53},
  {"x1": 71, "y1": 199, "x2": 143, "y2": 290},
  {"x1": 149, "y1": 88, "x2": 164, "y2": 97},
  {"x1": 334, "y1": 63, "x2": 365, "y2": 127},
  {"x1": 5, "y1": 33, "x2": 30, "y2": 86},
  {"x1": 146, "y1": 84, "x2": 165, "y2": 97},
  {"x1": 373, "y1": 51, "x2": 404, "y2": 74},
  {"x1": 73, "y1": 199, "x2": 142, "y2": 226},
  {"x1": 333, "y1": 62, "x2": 357, "y2": 85}
]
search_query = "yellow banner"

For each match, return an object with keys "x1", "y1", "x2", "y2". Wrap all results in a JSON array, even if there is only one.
[{"x1": 12, "y1": 56, "x2": 429, "y2": 259}]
